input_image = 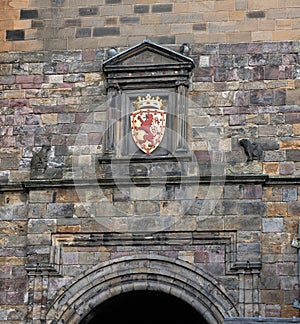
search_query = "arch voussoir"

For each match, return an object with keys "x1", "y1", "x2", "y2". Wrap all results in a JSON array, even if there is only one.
[{"x1": 46, "y1": 254, "x2": 239, "y2": 324}]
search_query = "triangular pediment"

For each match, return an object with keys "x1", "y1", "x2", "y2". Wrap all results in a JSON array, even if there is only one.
[
  {"x1": 116, "y1": 49, "x2": 180, "y2": 66},
  {"x1": 103, "y1": 39, "x2": 194, "y2": 69}
]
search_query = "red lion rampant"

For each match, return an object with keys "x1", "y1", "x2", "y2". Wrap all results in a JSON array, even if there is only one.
[
  {"x1": 136, "y1": 113, "x2": 155, "y2": 147},
  {"x1": 131, "y1": 107, "x2": 166, "y2": 154}
]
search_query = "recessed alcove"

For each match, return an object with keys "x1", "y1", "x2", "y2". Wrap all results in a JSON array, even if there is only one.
[
  {"x1": 80, "y1": 290, "x2": 208, "y2": 324},
  {"x1": 98, "y1": 40, "x2": 196, "y2": 182},
  {"x1": 101, "y1": 39, "x2": 195, "y2": 161}
]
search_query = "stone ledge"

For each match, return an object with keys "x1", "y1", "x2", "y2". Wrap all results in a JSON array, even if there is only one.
[
  {"x1": 2, "y1": 175, "x2": 300, "y2": 191},
  {"x1": 225, "y1": 318, "x2": 300, "y2": 323}
]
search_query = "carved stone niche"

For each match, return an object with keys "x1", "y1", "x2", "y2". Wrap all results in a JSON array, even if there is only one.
[{"x1": 101, "y1": 39, "x2": 195, "y2": 165}]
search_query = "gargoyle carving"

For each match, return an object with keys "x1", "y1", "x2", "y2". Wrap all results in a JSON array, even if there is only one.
[
  {"x1": 31, "y1": 145, "x2": 51, "y2": 169},
  {"x1": 239, "y1": 139, "x2": 262, "y2": 162}
]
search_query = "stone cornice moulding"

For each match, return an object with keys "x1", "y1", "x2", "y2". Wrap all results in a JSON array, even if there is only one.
[{"x1": 2, "y1": 175, "x2": 300, "y2": 191}]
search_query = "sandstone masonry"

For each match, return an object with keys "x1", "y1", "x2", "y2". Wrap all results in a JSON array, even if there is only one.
[
  {"x1": 0, "y1": 40, "x2": 300, "y2": 322},
  {"x1": 1, "y1": 0, "x2": 300, "y2": 323},
  {"x1": 1, "y1": 0, "x2": 300, "y2": 51}
]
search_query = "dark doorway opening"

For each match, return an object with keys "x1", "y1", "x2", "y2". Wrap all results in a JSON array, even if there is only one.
[{"x1": 80, "y1": 290, "x2": 209, "y2": 324}]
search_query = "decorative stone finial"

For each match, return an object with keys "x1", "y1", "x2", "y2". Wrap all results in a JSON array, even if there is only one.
[
  {"x1": 107, "y1": 47, "x2": 118, "y2": 58},
  {"x1": 179, "y1": 43, "x2": 190, "y2": 56}
]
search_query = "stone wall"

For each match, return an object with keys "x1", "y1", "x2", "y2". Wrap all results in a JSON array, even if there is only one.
[
  {"x1": 1, "y1": 41, "x2": 300, "y2": 180},
  {"x1": 1, "y1": 0, "x2": 300, "y2": 51},
  {"x1": 1, "y1": 36, "x2": 300, "y2": 323},
  {"x1": 1, "y1": 2, "x2": 300, "y2": 323}
]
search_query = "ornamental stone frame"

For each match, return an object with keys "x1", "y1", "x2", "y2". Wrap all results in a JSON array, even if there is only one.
[{"x1": 101, "y1": 39, "x2": 195, "y2": 160}]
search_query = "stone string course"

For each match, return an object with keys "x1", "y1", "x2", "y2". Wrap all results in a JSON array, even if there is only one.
[{"x1": 0, "y1": 40, "x2": 300, "y2": 321}]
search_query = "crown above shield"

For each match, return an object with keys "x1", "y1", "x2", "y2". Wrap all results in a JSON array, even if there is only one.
[{"x1": 133, "y1": 94, "x2": 164, "y2": 110}]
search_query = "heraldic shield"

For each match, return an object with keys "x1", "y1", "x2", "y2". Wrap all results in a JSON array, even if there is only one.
[{"x1": 130, "y1": 94, "x2": 166, "y2": 154}]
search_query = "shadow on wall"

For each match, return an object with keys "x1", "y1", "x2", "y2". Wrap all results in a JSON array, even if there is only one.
[{"x1": 80, "y1": 290, "x2": 208, "y2": 324}]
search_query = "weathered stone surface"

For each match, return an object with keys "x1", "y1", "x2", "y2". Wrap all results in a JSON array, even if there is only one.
[
  {"x1": 46, "y1": 203, "x2": 74, "y2": 218},
  {"x1": 0, "y1": 38, "x2": 300, "y2": 322}
]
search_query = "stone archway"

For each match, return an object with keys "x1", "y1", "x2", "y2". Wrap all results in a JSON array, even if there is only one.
[{"x1": 46, "y1": 255, "x2": 239, "y2": 324}]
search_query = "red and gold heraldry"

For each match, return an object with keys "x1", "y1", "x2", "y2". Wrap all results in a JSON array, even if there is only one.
[{"x1": 130, "y1": 94, "x2": 166, "y2": 154}]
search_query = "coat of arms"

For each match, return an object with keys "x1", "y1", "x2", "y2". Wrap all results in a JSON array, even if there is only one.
[{"x1": 130, "y1": 94, "x2": 166, "y2": 154}]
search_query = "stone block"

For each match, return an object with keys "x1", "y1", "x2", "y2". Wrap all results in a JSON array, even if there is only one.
[
  {"x1": 62, "y1": 252, "x2": 79, "y2": 264},
  {"x1": 20, "y1": 9, "x2": 38, "y2": 20},
  {"x1": 263, "y1": 217, "x2": 284, "y2": 232},
  {"x1": 266, "y1": 202, "x2": 287, "y2": 217},
  {"x1": 27, "y1": 233, "x2": 51, "y2": 245},
  {"x1": 120, "y1": 17, "x2": 140, "y2": 24},
  {"x1": 246, "y1": 113, "x2": 269, "y2": 125},
  {"x1": 237, "y1": 242, "x2": 261, "y2": 254},
  {"x1": 242, "y1": 185, "x2": 262, "y2": 199},
  {"x1": 249, "y1": 53, "x2": 268, "y2": 66},
  {"x1": 187, "y1": 200, "x2": 214, "y2": 216},
  {"x1": 250, "y1": 89, "x2": 273, "y2": 105},
  {"x1": 6, "y1": 30, "x2": 25, "y2": 41},
  {"x1": 5, "y1": 235, "x2": 26, "y2": 249},
  {"x1": 263, "y1": 162, "x2": 279, "y2": 175},
  {"x1": 27, "y1": 245, "x2": 50, "y2": 256},
  {"x1": 225, "y1": 215, "x2": 261, "y2": 230},
  {"x1": 282, "y1": 187, "x2": 297, "y2": 201},
  {"x1": 79, "y1": 7, "x2": 98, "y2": 16},
  {"x1": 28, "y1": 219, "x2": 56, "y2": 234},
  {"x1": 75, "y1": 28, "x2": 92, "y2": 38},
  {"x1": 235, "y1": 0, "x2": 247, "y2": 10},
  {"x1": 193, "y1": 23, "x2": 207, "y2": 31},
  {"x1": 64, "y1": 18, "x2": 81, "y2": 27},
  {"x1": 197, "y1": 216, "x2": 224, "y2": 230},
  {"x1": 29, "y1": 190, "x2": 54, "y2": 203},
  {"x1": 152, "y1": 4, "x2": 173, "y2": 13},
  {"x1": 279, "y1": 161, "x2": 295, "y2": 175},
  {"x1": 238, "y1": 201, "x2": 266, "y2": 215},
  {"x1": 57, "y1": 224, "x2": 81, "y2": 233},
  {"x1": 262, "y1": 291, "x2": 283, "y2": 305},
  {"x1": 286, "y1": 149, "x2": 300, "y2": 161},
  {"x1": 151, "y1": 35, "x2": 175, "y2": 45},
  {"x1": 277, "y1": 262, "x2": 297, "y2": 277},
  {"x1": 234, "y1": 91, "x2": 251, "y2": 106},
  {"x1": 172, "y1": 216, "x2": 195, "y2": 231},
  {"x1": 134, "y1": 201, "x2": 160, "y2": 216},
  {"x1": 0, "y1": 205, "x2": 27, "y2": 220},
  {"x1": 160, "y1": 201, "x2": 183, "y2": 216},
  {"x1": 134, "y1": 5, "x2": 149, "y2": 14},
  {"x1": 223, "y1": 185, "x2": 242, "y2": 199},
  {"x1": 0, "y1": 64, "x2": 12, "y2": 76},
  {"x1": 263, "y1": 151, "x2": 286, "y2": 162},
  {"x1": 6, "y1": 307, "x2": 26, "y2": 320},
  {"x1": 215, "y1": 200, "x2": 238, "y2": 215},
  {"x1": 288, "y1": 201, "x2": 300, "y2": 217},
  {"x1": 0, "y1": 221, "x2": 27, "y2": 236},
  {"x1": 280, "y1": 138, "x2": 300, "y2": 149},
  {"x1": 293, "y1": 124, "x2": 300, "y2": 136},
  {"x1": 93, "y1": 27, "x2": 120, "y2": 37},
  {"x1": 161, "y1": 13, "x2": 203, "y2": 24},
  {"x1": 46, "y1": 203, "x2": 74, "y2": 218},
  {"x1": 261, "y1": 275, "x2": 280, "y2": 290},
  {"x1": 286, "y1": 113, "x2": 300, "y2": 124},
  {"x1": 0, "y1": 172, "x2": 9, "y2": 184}
]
